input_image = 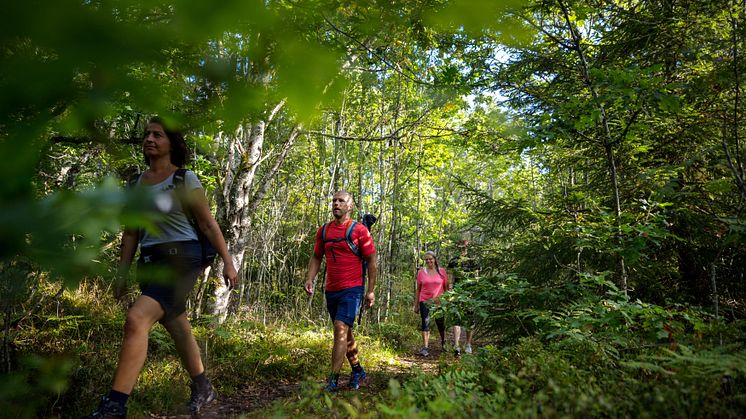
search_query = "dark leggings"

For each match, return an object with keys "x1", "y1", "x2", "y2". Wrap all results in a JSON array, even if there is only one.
[{"x1": 419, "y1": 301, "x2": 445, "y2": 339}]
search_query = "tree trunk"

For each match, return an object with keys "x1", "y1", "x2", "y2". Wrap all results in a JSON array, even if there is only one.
[
  {"x1": 415, "y1": 138, "x2": 422, "y2": 295},
  {"x1": 384, "y1": 139, "x2": 402, "y2": 323},
  {"x1": 723, "y1": 7, "x2": 746, "y2": 208},
  {"x1": 208, "y1": 101, "x2": 293, "y2": 322},
  {"x1": 559, "y1": 0, "x2": 628, "y2": 293},
  {"x1": 710, "y1": 259, "x2": 723, "y2": 346}
]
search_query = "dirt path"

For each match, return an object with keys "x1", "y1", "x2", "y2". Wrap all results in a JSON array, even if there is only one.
[{"x1": 152, "y1": 345, "x2": 455, "y2": 418}]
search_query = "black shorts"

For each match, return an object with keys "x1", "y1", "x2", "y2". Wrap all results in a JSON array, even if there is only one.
[{"x1": 137, "y1": 240, "x2": 203, "y2": 323}]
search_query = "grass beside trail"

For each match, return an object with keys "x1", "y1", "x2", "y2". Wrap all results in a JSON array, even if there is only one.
[
  {"x1": 11, "y1": 281, "x2": 746, "y2": 418},
  {"x1": 4, "y1": 280, "x2": 424, "y2": 417}
]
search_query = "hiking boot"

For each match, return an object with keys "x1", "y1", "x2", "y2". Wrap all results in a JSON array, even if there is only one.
[
  {"x1": 417, "y1": 347, "x2": 429, "y2": 357},
  {"x1": 82, "y1": 396, "x2": 127, "y2": 419},
  {"x1": 348, "y1": 369, "x2": 367, "y2": 390},
  {"x1": 325, "y1": 376, "x2": 339, "y2": 392},
  {"x1": 465, "y1": 343, "x2": 473, "y2": 354},
  {"x1": 189, "y1": 378, "x2": 217, "y2": 414}
]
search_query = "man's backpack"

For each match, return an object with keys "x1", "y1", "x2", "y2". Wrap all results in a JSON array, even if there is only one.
[
  {"x1": 319, "y1": 214, "x2": 377, "y2": 260},
  {"x1": 320, "y1": 220, "x2": 362, "y2": 261},
  {"x1": 128, "y1": 168, "x2": 217, "y2": 269}
]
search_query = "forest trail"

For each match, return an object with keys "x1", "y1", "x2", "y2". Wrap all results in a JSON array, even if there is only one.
[{"x1": 151, "y1": 345, "x2": 450, "y2": 418}]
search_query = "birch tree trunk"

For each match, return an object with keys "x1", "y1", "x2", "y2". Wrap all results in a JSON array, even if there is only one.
[{"x1": 208, "y1": 101, "x2": 297, "y2": 322}]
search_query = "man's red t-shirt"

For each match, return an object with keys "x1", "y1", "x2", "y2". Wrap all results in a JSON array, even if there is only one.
[{"x1": 313, "y1": 219, "x2": 376, "y2": 292}]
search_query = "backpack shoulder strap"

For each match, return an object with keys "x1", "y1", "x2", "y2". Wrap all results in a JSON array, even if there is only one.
[
  {"x1": 173, "y1": 168, "x2": 188, "y2": 187},
  {"x1": 321, "y1": 222, "x2": 331, "y2": 243},
  {"x1": 172, "y1": 168, "x2": 196, "y2": 226},
  {"x1": 345, "y1": 221, "x2": 360, "y2": 257},
  {"x1": 320, "y1": 221, "x2": 361, "y2": 257}
]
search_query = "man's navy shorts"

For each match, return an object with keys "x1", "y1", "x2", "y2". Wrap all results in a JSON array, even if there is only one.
[
  {"x1": 137, "y1": 240, "x2": 203, "y2": 323},
  {"x1": 325, "y1": 286, "x2": 364, "y2": 327}
]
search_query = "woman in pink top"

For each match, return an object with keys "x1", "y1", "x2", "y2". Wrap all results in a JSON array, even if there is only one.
[{"x1": 413, "y1": 251, "x2": 449, "y2": 357}]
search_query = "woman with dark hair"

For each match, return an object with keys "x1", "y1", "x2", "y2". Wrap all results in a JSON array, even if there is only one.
[
  {"x1": 413, "y1": 250, "x2": 449, "y2": 357},
  {"x1": 85, "y1": 117, "x2": 238, "y2": 418},
  {"x1": 142, "y1": 116, "x2": 188, "y2": 167}
]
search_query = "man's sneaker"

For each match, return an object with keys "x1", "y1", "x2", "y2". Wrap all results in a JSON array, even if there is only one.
[
  {"x1": 325, "y1": 376, "x2": 339, "y2": 392},
  {"x1": 83, "y1": 396, "x2": 127, "y2": 419},
  {"x1": 465, "y1": 343, "x2": 473, "y2": 354},
  {"x1": 189, "y1": 378, "x2": 217, "y2": 414},
  {"x1": 454, "y1": 346, "x2": 461, "y2": 357},
  {"x1": 417, "y1": 347, "x2": 429, "y2": 357},
  {"x1": 348, "y1": 369, "x2": 367, "y2": 390}
]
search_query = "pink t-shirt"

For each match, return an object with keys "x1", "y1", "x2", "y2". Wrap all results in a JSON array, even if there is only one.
[
  {"x1": 313, "y1": 219, "x2": 376, "y2": 292},
  {"x1": 416, "y1": 267, "x2": 447, "y2": 302}
]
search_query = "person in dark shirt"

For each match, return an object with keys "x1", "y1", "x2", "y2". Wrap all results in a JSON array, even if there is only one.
[{"x1": 447, "y1": 239, "x2": 479, "y2": 356}]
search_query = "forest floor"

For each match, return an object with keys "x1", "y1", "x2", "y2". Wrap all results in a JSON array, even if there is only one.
[{"x1": 151, "y1": 343, "x2": 451, "y2": 418}]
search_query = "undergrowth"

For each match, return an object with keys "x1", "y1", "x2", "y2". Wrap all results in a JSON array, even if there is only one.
[
  {"x1": 266, "y1": 275, "x2": 746, "y2": 418},
  {"x1": 1, "y1": 279, "x2": 417, "y2": 417},
  {"x1": 4, "y1": 276, "x2": 746, "y2": 418}
]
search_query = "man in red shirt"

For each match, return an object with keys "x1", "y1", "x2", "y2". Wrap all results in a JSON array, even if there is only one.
[{"x1": 305, "y1": 191, "x2": 377, "y2": 391}]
